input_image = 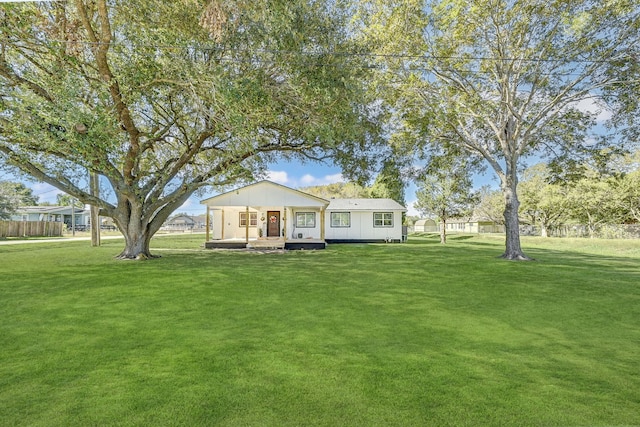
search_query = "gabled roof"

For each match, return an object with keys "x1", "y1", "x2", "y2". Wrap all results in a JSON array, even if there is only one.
[
  {"x1": 200, "y1": 180, "x2": 329, "y2": 207},
  {"x1": 166, "y1": 214, "x2": 207, "y2": 224},
  {"x1": 327, "y1": 198, "x2": 406, "y2": 211}
]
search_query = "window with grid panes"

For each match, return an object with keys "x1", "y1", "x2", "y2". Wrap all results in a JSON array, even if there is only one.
[
  {"x1": 330, "y1": 212, "x2": 350, "y2": 227},
  {"x1": 373, "y1": 212, "x2": 393, "y2": 227},
  {"x1": 239, "y1": 212, "x2": 257, "y2": 227},
  {"x1": 295, "y1": 212, "x2": 316, "y2": 228}
]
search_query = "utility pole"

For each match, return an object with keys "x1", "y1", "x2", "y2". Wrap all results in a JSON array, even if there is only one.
[
  {"x1": 71, "y1": 199, "x2": 76, "y2": 236},
  {"x1": 90, "y1": 172, "x2": 101, "y2": 246}
]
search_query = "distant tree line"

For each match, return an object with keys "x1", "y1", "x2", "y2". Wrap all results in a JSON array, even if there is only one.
[{"x1": 476, "y1": 153, "x2": 640, "y2": 238}]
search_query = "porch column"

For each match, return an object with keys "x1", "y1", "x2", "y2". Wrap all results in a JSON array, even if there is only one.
[
  {"x1": 221, "y1": 209, "x2": 225, "y2": 240},
  {"x1": 245, "y1": 206, "x2": 250, "y2": 243},
  {"x1": 320, "y1": 207, "x2": 325, "y2": 241},
  {"x1": 283, "y1": 207, "x2": 287, "y2": 241}
]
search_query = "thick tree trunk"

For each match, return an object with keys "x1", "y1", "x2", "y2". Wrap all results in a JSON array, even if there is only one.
[
  {"x1": 109, "y1": 188, "x2": 192, "y2": 260},
  {"x1": 500, "y1": 177, "x2": 533, "y2": 261},
  {"x1": 113, "y1": 200, "x2": 159, "y2": 260},
  {"x1": 440, "y1": 217, "x2": 447, "y2": 244},
  {"x1": 117, "y1": 229, "x2": 155, "y2": 260}
]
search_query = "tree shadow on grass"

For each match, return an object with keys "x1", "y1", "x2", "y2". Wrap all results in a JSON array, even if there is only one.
[{"x1": 447, "y1": 235, "x2": 476, "y2": 241}]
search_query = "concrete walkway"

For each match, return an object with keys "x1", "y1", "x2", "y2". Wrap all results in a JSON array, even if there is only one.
[
  {"x1": 0, "y1": 232, "x2": 203, "y2": 245},
  {"x1": 0, "y1": 235, "x2": 125, "y2": 245}
]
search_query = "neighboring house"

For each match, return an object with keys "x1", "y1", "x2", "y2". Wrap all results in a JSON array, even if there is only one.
[
  {"x1": 9, "y1": 205, "x2": 90, "y2": 229},
  {"x1": 444, "y1": 218, "x2": 504, "y2": 234},
  {"x1": 163, "y1": 214, "x2": 207, "y2": 231},
  {"x1": 414, "y1": 219, "x2": 438, "y2": 233},
  {"x1": 200, "y1": 180, "x2": 406, "y2": 250}
]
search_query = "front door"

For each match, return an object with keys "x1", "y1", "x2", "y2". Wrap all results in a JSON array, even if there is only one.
[{"x1": 267, "y1": 211, "x2": 280, "y2": 237}]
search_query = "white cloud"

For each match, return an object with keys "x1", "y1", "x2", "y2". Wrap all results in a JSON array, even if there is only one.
[
  {"x1": 574, "y1": 97, "x2": 613, "y2": 123},
  {"x1": 292, "y1": 172, "x2": 344, "y2": 187},
  {"x1": 276, "y1": 171, "x2": 345, "y2": 188},
  {"x1": 322, "y1": 173, "x2": 344, "y2": 184},
  {"x1": 266, "y1": 170, "x2": 290, "y2": 185},
  {"x1": 300, "y1": 174, "x2": 317, "y2": 185}
]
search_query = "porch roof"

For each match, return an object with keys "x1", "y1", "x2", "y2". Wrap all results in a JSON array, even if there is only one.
[{"x1": 200, "y1": 180, "x2": 329, "y2": 208}]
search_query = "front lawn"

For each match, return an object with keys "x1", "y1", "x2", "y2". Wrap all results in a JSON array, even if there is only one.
[{"x1": 1, "y1": 234, "x2": 639, "y2": 426}]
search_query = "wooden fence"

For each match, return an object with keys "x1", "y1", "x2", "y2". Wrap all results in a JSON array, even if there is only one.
[{"x1": 0, "y1": 221, "x2": 63, "y2": 238}]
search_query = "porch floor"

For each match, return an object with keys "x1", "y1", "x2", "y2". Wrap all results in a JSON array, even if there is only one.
[{"x1": 204, "y1": 238, "x2": 326, "y2": 250}]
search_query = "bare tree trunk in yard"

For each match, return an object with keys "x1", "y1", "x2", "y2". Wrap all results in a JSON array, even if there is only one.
[
  {"x1": 501, "y1": 175, "x2": 533, "y2": 261},
  {"x1": 440, "y1": 217, "x2": 447, "y2": 244}
]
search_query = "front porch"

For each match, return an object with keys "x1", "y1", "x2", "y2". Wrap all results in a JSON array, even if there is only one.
[
  {"x1": 204, "y1": 237, "x2": 326, "y2": 250},
  {"x1": 200, "y1": 181, "x2": 331, "y2": 251}
]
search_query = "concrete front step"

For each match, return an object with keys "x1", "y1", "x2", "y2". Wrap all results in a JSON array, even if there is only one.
[{"x1": 246, "y1": 240, "x2": 285, "y2": 249}]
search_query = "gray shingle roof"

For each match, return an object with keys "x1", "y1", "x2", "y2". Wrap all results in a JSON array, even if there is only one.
[{"x1": 327, "y1": 198, "x2": 406, "y2": 211}]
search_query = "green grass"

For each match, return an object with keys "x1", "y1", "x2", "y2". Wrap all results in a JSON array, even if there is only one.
[{"x1": 1, "y1": 234, "x2": 639, "y2": 426}]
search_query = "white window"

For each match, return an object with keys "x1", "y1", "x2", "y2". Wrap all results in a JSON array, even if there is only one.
[
  {"x1": 296, "y1": 212, "x2": 316, "y2": 228},
  {"x1": 239, "y1": 212, "x2": 257, "y2": 227},
  {"x1": 373, "y1": 212, "x2": 393, "y2": 227},
  {"x1": 331, "y1": 212, "x2": 350, "y2": 228}
]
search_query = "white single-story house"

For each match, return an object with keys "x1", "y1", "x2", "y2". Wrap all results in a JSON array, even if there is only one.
[
  {"x1": 9, "y1": 205, "x2": 90, "y2": 230},
  {"x1": 200, "y1": 180, "x2": 406, "y2": 250},
  {"x1": 444, "y1": 218, "x2": 504, "y2": 234}
]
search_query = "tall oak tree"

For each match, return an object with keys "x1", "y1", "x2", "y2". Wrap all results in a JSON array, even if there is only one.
[
  {"x1": 0, "y1": 0, "x2": 378, "y2": 258},
  {"x1": 360, "y1": 0, "x2": 639, "y2": 259}
]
